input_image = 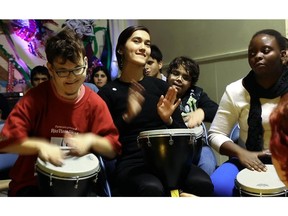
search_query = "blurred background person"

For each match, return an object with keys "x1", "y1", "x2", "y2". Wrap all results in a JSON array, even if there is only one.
[
  {"x1": 24, "y1": 65, "x2": 50, "y2": 94},
  {"x1": 144, "y1": 44, "x2": 166, "y2": 81},
  {"x1": 0, "y1": 94, "x2": 9, "y2": 128},
  {"x1": 284, "y1": 37, "x2": 288, "y2": 66},
  {"x1": 30, "y1": 65, "x2": 50, "y2": 87},
  {"x1": 90, "y1": 65, "x2": 111, "y2": 89}
]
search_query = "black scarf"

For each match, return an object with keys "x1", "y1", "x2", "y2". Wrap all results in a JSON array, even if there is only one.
[{"x1": 242, "y1": 66, "x2": 288, "y2": 151}]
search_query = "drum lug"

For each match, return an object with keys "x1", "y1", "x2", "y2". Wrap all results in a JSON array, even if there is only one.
[
  {"x1": 147, "y1": 138, "x2": 152, "y2": 147},
  {"x1": 93, "y1": 172, "x2": 99, "y2": 183},
  {"x1": 169, "y1": 135, "x2": 174, "y2": 145},
  {"x1": 137, "y1": 136, "x2": 141, "y2": 148},
  {"x1": 49, "y1": 173, "x2": 53, "y2": 187},
  {"x1": 75, "y1": 176, "x2": 79, "y2": 189},
  {"x1": 137, "y1": 136, "x2": 152, "y2": 147},
  {"x1": 202, "y1": 136, "x2": 206, "y2": 145},
  {"x1": 189, "y1": 135, "x2": 196, "y2": 145}
]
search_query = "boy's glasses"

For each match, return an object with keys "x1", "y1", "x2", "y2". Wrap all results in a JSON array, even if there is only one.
[{"x1": 53, "y1": 63, "x2": 86, "y2": 78}]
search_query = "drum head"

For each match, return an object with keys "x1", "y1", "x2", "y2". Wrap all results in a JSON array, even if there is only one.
[
  {"x1": 36, "y1": 153, "x2": 100, "y2": 178},
  {"x1": 139, "y1": 126, "x2": 203, "y2": 139},
  {"x1": 235, "y1": 164, "x2": 287, "y2": 195}
]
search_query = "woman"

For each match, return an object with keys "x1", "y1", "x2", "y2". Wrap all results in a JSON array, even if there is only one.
[
  {"x1": 166, "y1": 56, "x2": 218, "y2": 176},
  {"x1": 208, "y1": 29, "x2": 288, "y2": 196},
  {"x1": 90, "y1": 66, "x2": 111, "y2": 89},
  {"x1": 98, "y1": 25, "x2": 213, "y2": 197}
]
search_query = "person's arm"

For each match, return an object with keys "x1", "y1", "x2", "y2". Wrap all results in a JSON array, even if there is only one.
[
  {"x1": 1, "y1": 137, "x2": 64, "y2": 166},
  {"x1": 208, "y1": 86, "x2": 239, "y2": 154},
  {"x1": 82, "y1": 93, "x2": 121, "y2": 159},
  {"x1": 121, "y1": 81, "x2": 145, "y2": 123},
  {"x1": 183, "y1": 108, "x2": 205, "y2": 128},
  {"x1": 197, "y1": 90, "x2": 219, "y2": 122},
  {"x1": 157, "y1": 87, "x2": 182, "y2": 126},
  {"x1": 63, "y1": 132, "x2": 118, "y2": 159},
  {"x1": 208, "y1": 82, "x2": 267, "y2": 171}
]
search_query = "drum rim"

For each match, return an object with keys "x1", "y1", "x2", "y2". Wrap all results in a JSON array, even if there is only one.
[
  {"x1": 235, "y1": 186, "x2": 288, "y2": 196},
  {"x1": 36, "y1": 153, "x2": 100, "y2": 178},
  {"x1": 36, "y1": 166, "x2": 99, "y2": 180},
  {"x1": 235, "y1": 164, "x2": 288, "y2": 195},
  {"x1": 138, "y1": 127, "x2": 203, "y2": 138},
  {"x1": 235, "y1": 180, "x2": 288, "y2": 195}
]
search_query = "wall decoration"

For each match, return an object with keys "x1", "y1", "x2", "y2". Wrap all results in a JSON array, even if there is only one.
[
  {"x1": 0, "y1": 19, "x2": 113, "y2": 92},
  {"x1": 63, "y1": 20, "x2": 112, "y2": 80},
  {"x1": 10, "y1": 20, "x2": 58, "y2": 60},
  {"x1": 0, "y1": 44, "x2": 31, "y2": 91}
]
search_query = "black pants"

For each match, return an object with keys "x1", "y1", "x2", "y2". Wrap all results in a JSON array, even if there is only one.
[
  {"x1": 9, "y1": 185, "x2": 42, "y2": 197},
  {"x1": 114, "y1": 163, "x2": 214, "y2": 197}
]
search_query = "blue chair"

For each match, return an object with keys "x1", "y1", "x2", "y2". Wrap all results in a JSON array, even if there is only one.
[
  {"x1": 0, "y1": 122, "x2": 18, "y2": 179},
  {"x1": 229, "y1": 123, "x2": 240, "y2": 144},
  {"x1": 97, "y1": 156, "x2": 112, "y2": 197},
  {"x1": 101, "y1": 158, "x2": 120, "y2": 196},
  {"x1": 0, "y1": 153, "x2": 18, "y2": 179},
  {"x1": 0, "y1": 122, "x2": 18, "y2": 192}
]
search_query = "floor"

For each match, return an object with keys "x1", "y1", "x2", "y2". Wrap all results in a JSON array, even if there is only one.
[
  {"x1": 0, "y1": 189, "x2": 8, "y2": 197},
  {"x1": 0, "y1": 179, "x2": 10, "y2": 197}
]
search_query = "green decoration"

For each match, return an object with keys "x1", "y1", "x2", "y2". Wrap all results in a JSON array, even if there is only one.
[{"x1": 0, "y1": 44, "x2": 32, "y2": 87}]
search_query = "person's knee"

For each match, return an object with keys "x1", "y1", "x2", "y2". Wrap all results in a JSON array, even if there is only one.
[
  {"x1": 184, "y1": 178, "x2": 214, "y2": 196},
  {"x1": 138, "y1": 180, "x2": 165, "y2": 196},
  {"x1": 197, "y1": 146, "x2": 217, "y2": 175},
  {"x1": 211, "y1": 161, "x2": 240, "y2": 196}
]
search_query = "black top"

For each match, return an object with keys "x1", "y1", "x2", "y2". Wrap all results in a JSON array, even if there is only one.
[{"x1": 98, "y1": 76, "x2": 186, "y2": 172}]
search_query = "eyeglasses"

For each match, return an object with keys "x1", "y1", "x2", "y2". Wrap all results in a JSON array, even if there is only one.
[{"x1": 53, "y1": 63, "x2": 86, "y2": 78}]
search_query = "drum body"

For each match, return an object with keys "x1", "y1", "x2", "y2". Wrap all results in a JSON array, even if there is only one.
[
  {"x1": 137, "y1": 126, "x2": 204, "y2": 190},
  {"x1": 36, "y1": 153, "x2": 100, "y2": 197},
  {"x1": 235, "y1": 164, "x2": 288, "y2": 197}
]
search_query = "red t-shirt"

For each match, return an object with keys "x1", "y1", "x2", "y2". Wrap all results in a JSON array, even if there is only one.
[{"x1": 0, "y1": 81, "x2": 121, "y2": 196}]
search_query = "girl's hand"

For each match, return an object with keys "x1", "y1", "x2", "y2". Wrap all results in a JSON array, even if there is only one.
[{"x1": 157, "y1": 87, "x2": 181, "y2": 124}]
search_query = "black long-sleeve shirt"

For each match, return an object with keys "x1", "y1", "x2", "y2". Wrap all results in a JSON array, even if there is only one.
[
  {"x1": 98, "y1": 76, "x2": 186, "y2": 172},
  {"x1": 180, "y1": 86, "x2": 218, "y2": 123}
]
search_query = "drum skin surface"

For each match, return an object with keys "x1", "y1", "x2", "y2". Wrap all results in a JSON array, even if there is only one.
[
  {"x1": 235, "y1": 164, "x2": 288, "y2": 197},
  {"x1": 36, "y1": 153, "x2": 100, "y2": 197},
  {"x1": 138, "y1": 127, "x2": 203, "y2": 190}
]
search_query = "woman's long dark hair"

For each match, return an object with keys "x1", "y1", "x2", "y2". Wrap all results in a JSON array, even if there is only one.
[{"x1": 116, "y1": 25, "x2": 150, "y2": 70}]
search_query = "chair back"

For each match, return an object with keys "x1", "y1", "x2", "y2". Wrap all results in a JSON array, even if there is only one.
[{"x1": 229, "y1": 124, "x2": 240, "y2": 144}]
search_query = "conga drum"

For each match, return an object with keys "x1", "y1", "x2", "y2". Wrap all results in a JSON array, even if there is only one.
[
  {"x1": 235, "y1": 164, "x2": 288, "y2": 197},
  {"x1": 137, "y1": 126, "x2": 204, "y2": 197},
  {"x1": 36, "y1": 153, "x2": 100, "y2": 196}
]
